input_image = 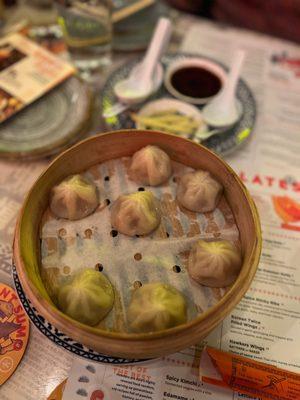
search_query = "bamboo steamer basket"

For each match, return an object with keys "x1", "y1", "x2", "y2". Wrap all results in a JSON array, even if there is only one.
[{"x1": 13, "y1": 130, "x2": 261, "y2": 359}]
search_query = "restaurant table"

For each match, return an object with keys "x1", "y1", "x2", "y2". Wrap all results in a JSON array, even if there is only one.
[
  {"x1": 0, "y1": 11, "x2": 190, "y2": 399},
  {"x1": 1, "y1": 9, "x2": 300, "y2": 400}
]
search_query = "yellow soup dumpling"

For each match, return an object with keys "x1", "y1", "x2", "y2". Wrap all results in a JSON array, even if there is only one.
[
  {"x1": 177, "y1": 170, "x2": 222, "y2": 213},
  {"x1": 50, "y1": 174, "x2": 99, "y2": 220},
  {"x1": 129, "y1": 145, "x2": 172, "y2": 186},
  {"x1": 111, "y1": 191, "x2": 161, "y2": 236},
  {"x1": 128, "y1": 282, "x2": 187, "y2": 333},
  {"x1": 188, "y1": 240, "x2": 242, "y2": 287},
  {"x1": 57, "y1": 269, "x2": 114, "y2": 326}
]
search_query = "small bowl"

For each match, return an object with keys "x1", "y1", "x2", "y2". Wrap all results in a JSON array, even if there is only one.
[
  {"x1": 164, "y1": 57, "x2": 226, "y2": 105},
  {"x1": 134, "y1": 98, "x2": 207, "y2": 138},
  {"x1": 114, "y1": 62, "x2": 163, "y2": 105}
]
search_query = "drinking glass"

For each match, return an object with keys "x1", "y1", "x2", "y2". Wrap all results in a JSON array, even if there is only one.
[{"x1": 55, "y1": 0, "x2": 112, "y2": 76}]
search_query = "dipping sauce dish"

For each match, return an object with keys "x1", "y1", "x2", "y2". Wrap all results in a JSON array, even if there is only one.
[{"x1": 164, "y1": 57, "x2": 226, "y2": 104}]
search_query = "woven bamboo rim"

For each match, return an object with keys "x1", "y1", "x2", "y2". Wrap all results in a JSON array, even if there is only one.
[{"x1": 13, "y1": 130, "x2": 261, "y2": 359}]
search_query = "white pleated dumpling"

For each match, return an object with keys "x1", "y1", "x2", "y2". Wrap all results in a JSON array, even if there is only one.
[
  {"x1": 50, "y1": 174, "x2": 99, "y2": 220},
  {"x1": 177, "y1": 170, "x2": 222, "y2": 213},
  {"x1": 110, "y1": 191, "x2": 161, "y2": 236},
  {"x1": 128, "y1": 283, "x2": 187, "y2": 333},
  {"x1": 188, "y1": 240, "x2": 242, "y2": 287},
  {"x1": 129, "y1": 145, "x2": 172, "y2": 186}
]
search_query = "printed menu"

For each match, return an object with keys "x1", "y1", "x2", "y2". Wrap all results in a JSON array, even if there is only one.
[
  {"x1": 0, "y1": 16, "x2": 299, "y2": 400},
  {"x1": 0, "y1": 33, "x2": 74, "y2": 123},
  {"x1": 60, "y1": 165, "x2": 300, "y2": 399},
  {"x1": 61, "y1": 18, "x2": 300, "y2": 400}
]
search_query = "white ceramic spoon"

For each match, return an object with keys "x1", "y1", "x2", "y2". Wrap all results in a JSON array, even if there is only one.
[
  {"x1": 113, "y1": 17, "x2": 172, "y2": 105},
  {"x1": 195, "y1": 127, "x2": 224, "y2": 141},
  {"x1": 202, "y1": 50, "x2": 245, "y2": 128},
  {"x1": 102, "y1": 63, "x2": 163, "y2": 119}
]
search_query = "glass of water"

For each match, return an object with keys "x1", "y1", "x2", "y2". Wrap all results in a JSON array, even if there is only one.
[{"x1": 55, "y1": 0, "x2": 112, "y2": 77}]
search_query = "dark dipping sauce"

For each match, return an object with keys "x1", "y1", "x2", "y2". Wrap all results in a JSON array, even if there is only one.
[{"x1": 170, "y1": 66, "x2": 222, "y2": 99}]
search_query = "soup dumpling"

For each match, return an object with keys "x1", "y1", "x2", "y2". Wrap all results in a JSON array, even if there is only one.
[
  {"x1": 128, "y1": 282, "x2": 187, "y2": 333},
  {"x1": 50, "y1": 174, "x2": 99, "y2": 220},
  {"x1": 177, "y1": 170, "x2": 222, "y2": 213},
  {"x1": 57, "y1": 269, "x2": 114, "y2": 326},
  {"x1": 188, "y1": 240, "x2": 242, "y2": 287},
  {"x1": 129, "y1": 145, "x2": 172, "y2": 186},
  {"x1": 111, "y1": 191, "x2": 161, "y2": 236}
]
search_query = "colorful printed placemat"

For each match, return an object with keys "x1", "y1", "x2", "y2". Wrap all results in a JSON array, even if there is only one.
[
  {"x1": 0, "y1": 283, "x2": 30, "y2": 386},
  {"x1": 0, "y1": 33, "x2": 74, "y2": 124},
  {"x1": 47, "y1": 379, "x2": 67, "y2": 400},
  {"x1": 200, "y1": 346, "x2": 300, "y2": 400}
]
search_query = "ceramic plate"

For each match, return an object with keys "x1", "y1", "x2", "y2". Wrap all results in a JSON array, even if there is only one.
[
  {"x1": 12, "y1": 264, "x2": 147, "y2": 364},
  {"x1": 101, "y1": 53, "x2": 256, "y2": 156},
  {"x1": 0, "y1": 77, "x2": 92, "y2": 160}
]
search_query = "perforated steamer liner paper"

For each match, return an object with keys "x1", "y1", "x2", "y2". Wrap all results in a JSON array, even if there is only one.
[{"x1": 40, "y1": 158, "x2": 240, "y2": 332}]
